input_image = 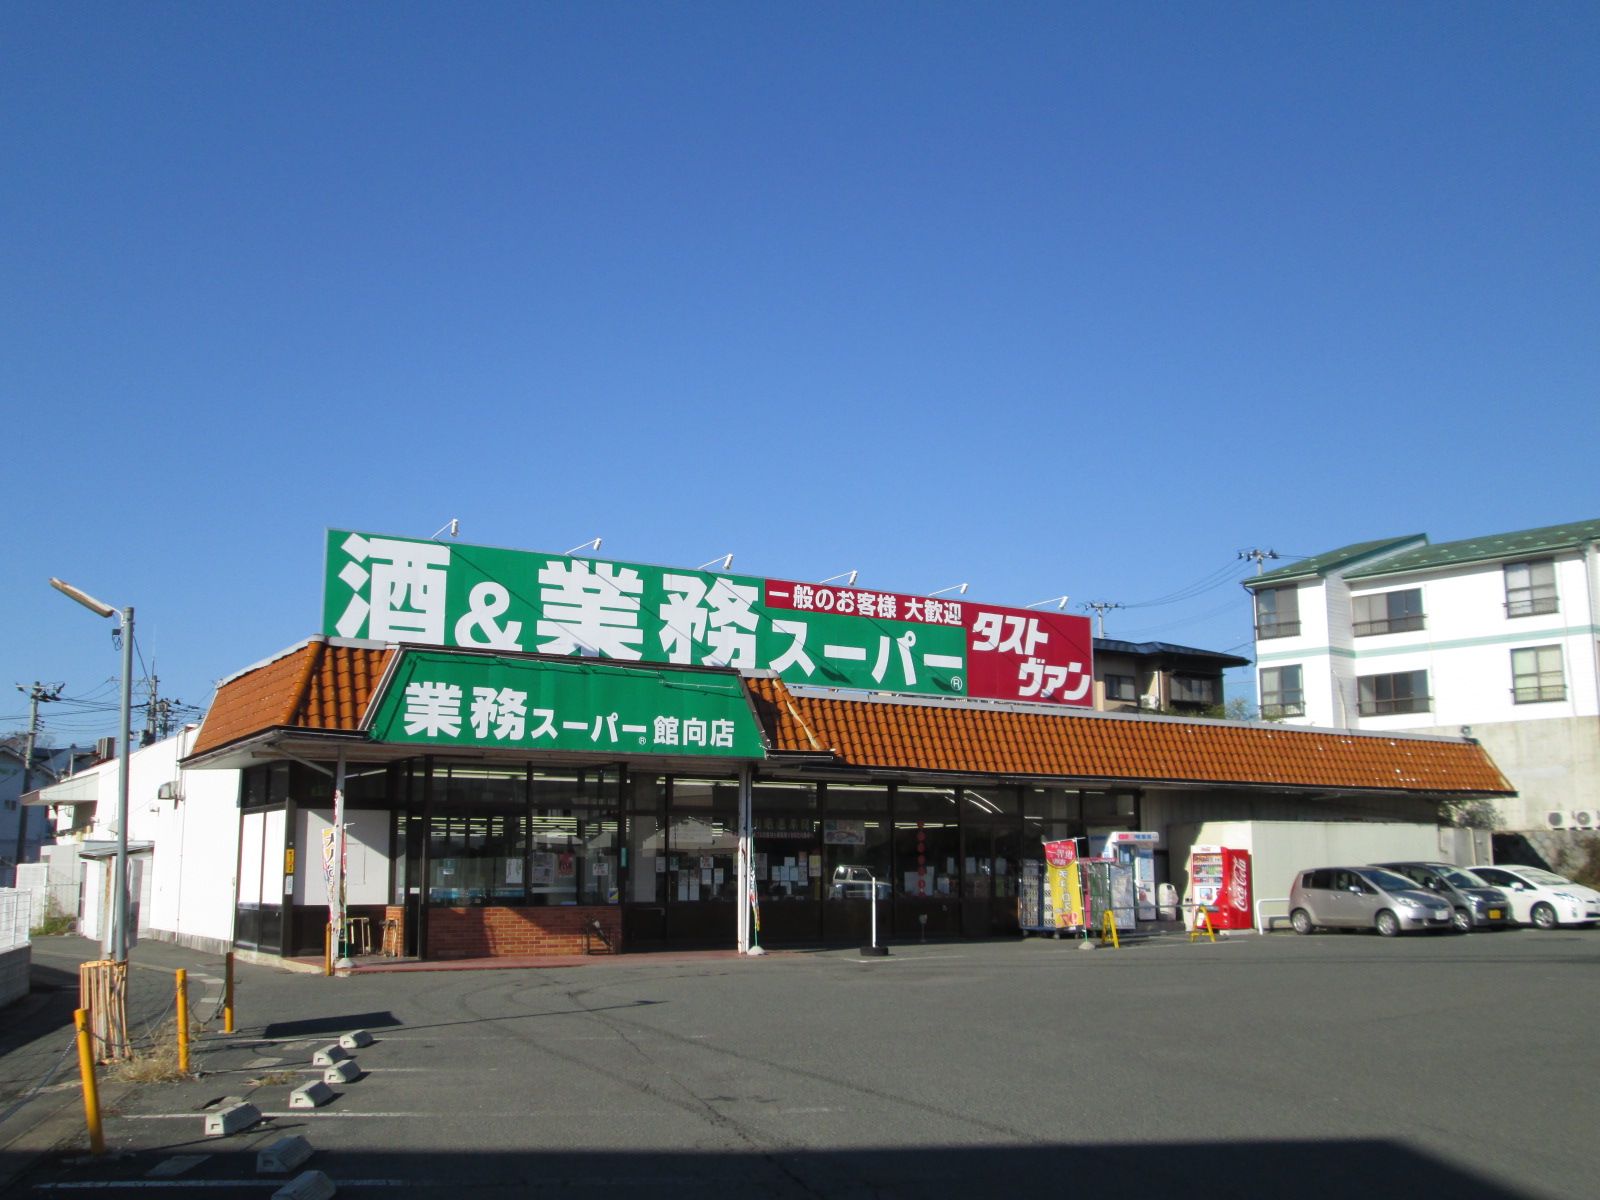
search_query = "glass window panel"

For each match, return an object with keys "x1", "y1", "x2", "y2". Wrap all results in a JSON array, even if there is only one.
[
  {"x1": 671, "y1": 777, "x2": 739, "y2": 814},
  {"x1": 1255, "y1": 587, "x2": 1300, "y2": 638},
  {"x1": 752, "y1": 816, "x2": 820, "y2": 902},
  {"x1": 1022, "y1": 787, "x2": 1079, "y2": 822},
  {"x1": 628, "y1": 772, "x2": 666, "y2": 813},
  {"x1": 825, "y1": 783, "x2": 891, "y2": 812},
  {"x1": 897, "y1": 786, "x2": 959, "y2": 818},
  {"x1": 626, "y1": 812, "x2": 666, "y2": 903},
  {"x1": 964, "y1": 787, "x2": 1021, "y2": 816},
  {"x1": 752, "y1": 782, "x2": 819, "y2": 810},
  {"x1": 893, "y1": 818, "x2": 959, "y2": 898},
  {"x1": 427, "y1": 812, "x2": 527, "y2": 907},
  {"x1": 1512, "y1": 645, "x2": 1566, "y2": 703},
  {"x1": 437, "y1": 763, "x2": 527, "y2": 807},
  {"x1": 824, "y1": 820, "x2": 891, "y2": 900}
]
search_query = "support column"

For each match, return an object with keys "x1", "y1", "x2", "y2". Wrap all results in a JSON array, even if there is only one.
[
  {"x1": 736, "y1": 763, "x2": 752, "y2": 954},
  {"x1": 333, "y1": 747, "x2": 352, "y2": 969}
]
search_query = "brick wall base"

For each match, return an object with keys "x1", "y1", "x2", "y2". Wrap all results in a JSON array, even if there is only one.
[{"x1": 427, "y1": 906, "x2": 623, "y2": 959}]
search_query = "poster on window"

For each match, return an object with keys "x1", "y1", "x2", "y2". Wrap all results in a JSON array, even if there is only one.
[{"x1": 823, "y1": 819, "x2": 866, "y2": 845}]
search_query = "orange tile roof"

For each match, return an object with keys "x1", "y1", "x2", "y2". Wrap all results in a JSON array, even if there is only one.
[
  {"x1": 191, "y1": 642, "x2": 1512, "y2": 796},
  {"x1": 746, "y1": 678, "x2": 1512, "y2": 796},
  {"x1": 189, "y1": 639, "x2": 393, "y2": 757}
]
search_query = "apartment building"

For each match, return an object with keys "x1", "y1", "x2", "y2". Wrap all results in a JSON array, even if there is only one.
[{"x1": 1245, "y1": 518, "x2": 1600, "y2": 833}]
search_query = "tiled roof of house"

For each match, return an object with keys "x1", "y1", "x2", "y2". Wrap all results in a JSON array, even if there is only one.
[
  {"x1": 1245, "y1": 535, "x2": 1426, "y2": 587},
  {"x1": 1344, "y1": 517, "x2": 1600, "y2": 580},
  {"x1": 189, "y1": 638, "x2": 393, "y2": 757},
  {"x1": 191, "y1": 641, "x2": 1512, "y2": 796},
  {"x1": 746, "y1": 679, "x2": 1511, "y2": 796},
  {"x1": 1093, "y1": 639, "x2": 1251, "y2": 667}
]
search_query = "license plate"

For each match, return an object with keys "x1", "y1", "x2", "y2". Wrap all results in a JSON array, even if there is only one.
[{"x1": 1489, "y1": 910, "x2": 1502, "y2": 919}]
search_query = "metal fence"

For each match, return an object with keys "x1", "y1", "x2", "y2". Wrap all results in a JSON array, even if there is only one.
[{"x1": 0, "y1": 887, "x2": 31, "y2": 951}]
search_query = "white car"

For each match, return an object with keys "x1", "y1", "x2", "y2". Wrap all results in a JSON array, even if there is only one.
[{"x1": 1469, "y1": 865, "x2": 1600, "y2": 929}]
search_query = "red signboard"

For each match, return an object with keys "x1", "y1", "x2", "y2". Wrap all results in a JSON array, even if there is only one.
[{"x1": 763, "y1": 579, "x2": 1094, "y2": 706}]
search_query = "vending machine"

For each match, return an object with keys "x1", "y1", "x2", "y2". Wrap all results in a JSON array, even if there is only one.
[
  {"x1": 1187, "y1": 844, "x2": 1253, "y2": 931},
  {"x1": 1104, "y1": 831, "x2": 1159, "y2": 921}
]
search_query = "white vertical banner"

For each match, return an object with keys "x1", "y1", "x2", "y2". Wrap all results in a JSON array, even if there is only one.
[{"x1": 333, "y1": 747, "x2": 350, "y2": 966}]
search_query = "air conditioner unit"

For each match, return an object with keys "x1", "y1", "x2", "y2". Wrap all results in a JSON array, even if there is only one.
[
  {"x1": 1140, "y1": 695, "x2": 1160, "y2": 710},
  {"x1": 95, "y1": 736, "x2": 117, "y2": 761},
  {"x1": 157, "y1": 781, "x2": 182, "y2": 802},
  {"x1": 1545, "y1": 810, "x2": 1567, "y2": 829},
  {"x1": 1569, "y1": 810, "x2": 1596, "y2": 830}
]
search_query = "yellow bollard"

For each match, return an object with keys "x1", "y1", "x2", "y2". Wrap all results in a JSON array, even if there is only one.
[
  {"x1": 1190, "y1": 905, "x2": 1218, "y2": 943},
  {"x1": 324, "y1": 924, "x2": 333, "y2": 977},
  {"x1": 175, "y1": 969, "x2": 191, "y2": 1075},
  {"x1": 223, "y1": 952, "x2": 235, "y2": 1034},
  {"x1": 74, "y1": 1008, "x2": 105, "y2": 1156}
]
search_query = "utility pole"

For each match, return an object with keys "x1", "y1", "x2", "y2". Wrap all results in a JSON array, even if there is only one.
[
  {"x1": 13, "y1": 682, "x2": 63, "y2": 886},
  {"x1": 1239, "y1": 548, "x2": 1280, "y2": 576},
  {"x1": 1081, "y1": 601, "x2": 1124, "y2": 639}
]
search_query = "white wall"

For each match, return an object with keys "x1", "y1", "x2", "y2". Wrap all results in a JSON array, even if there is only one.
[
  {"x1": 1167, "y1": 820, "x2": 1457, "y2": 911},
  {"x1": 294, "y1": 808, "x2": 390, "y2": 906},
  {"x1": 36, "y1": 727, "x2": 241, "y2": 954}
]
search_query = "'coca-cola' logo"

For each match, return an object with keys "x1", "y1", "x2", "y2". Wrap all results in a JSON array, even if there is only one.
[{"x1": 1227, "y1": 856, "x2": 1250, "y2": 910}]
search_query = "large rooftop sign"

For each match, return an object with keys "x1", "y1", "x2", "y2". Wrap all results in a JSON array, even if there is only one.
[{"x1": 324, "y1": 531, "x2": 1093, "y2": 706}]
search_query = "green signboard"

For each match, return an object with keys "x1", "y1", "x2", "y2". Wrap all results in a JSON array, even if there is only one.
[
  {"x1": 366, "y1": 650, "x2": 766, "y2": 757},
  {"x1": 324, "y1": 530, "x2": 1096, "y2": 705}
]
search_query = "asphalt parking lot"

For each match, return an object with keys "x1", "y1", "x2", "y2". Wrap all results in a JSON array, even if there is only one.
[{"x1": 4, "y1": 928, "x2": 1597, "y2": 1200}]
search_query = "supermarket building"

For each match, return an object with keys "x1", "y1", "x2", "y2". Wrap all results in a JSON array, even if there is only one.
[{"x1": 184, "y1": 634, "x2": 1513, "y2": 962}]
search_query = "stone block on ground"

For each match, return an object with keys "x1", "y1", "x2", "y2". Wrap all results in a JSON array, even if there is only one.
[
  {"x1": 272, "y1": 1169, "x2": 337, "y2": 1200},
  {"x1": 203, "y1": 1102, "x2": 261, "y2": 1137},
  {"x1": 323, "y1": 1059, "x2": 360, "y2": 1084},
  {"x1": 310, "y1": 1044, "x2": 348, "y2": 1066},
  {"x1": 257, "y1": 1136, "x2": 314, "y2": 1174},
  {"x1": 289, "y1": 1080, "x2": 335, "y2": 1109},
  {"x1": 337, "y1": 1029, "x2": 373, "y2": 1049}
]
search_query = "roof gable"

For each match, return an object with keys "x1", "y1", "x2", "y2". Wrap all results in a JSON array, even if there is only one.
[
  {"x1": 1344, "y1": 517, "x2": 1600, "y2": 580},
  {"x1": 1246, "y1": 535, "x2": 1426, "y2": 587}
]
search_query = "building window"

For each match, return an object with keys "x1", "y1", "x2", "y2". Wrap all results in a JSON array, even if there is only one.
[
  {"x1": 1254, "y1": 586, "x2": 1300, "y2": 639},
  {"x1": 1511, "y1": 645, "x2": 1565, "y2": 704},
  {"x1": 1259, "y1": 666, "x2": 1305, "y2": 718},
  {"x1": 1103, "y1": 674, "x2": 1137, "y2": 702},
  {"x1": 1170, "y1": 675, "x2": 1217, "y2": 705},
  {"x1": 1357, "y1": 670, "x2": 1430, "y2": 717},
  {"x1": 1353, "y1": 588, "x2": 1424, "y2": 637},
  {"x1": 1505, "y1": 559, "x2": 1557, "y2": 617}
]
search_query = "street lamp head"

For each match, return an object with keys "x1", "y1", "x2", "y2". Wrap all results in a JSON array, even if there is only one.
[{"x1": 50, "y1": 578, "x2": 116, "y2": 618}]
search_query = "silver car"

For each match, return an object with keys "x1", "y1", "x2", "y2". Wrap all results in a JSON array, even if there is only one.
[
  {"x1": 1372, "y1": 861, "x2": 1511, "y2": 932},
  {"x1": 1289, "y1": 866, "x2": 1454, "y2": 936}
]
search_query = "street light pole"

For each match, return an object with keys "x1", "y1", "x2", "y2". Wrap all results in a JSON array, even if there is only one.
[
  {"x1": 111, "y1": 605, "x2": 133, "y2": 962},
  {"x1": 49, "y1": 579, "x2": 134, "y2": 963}
]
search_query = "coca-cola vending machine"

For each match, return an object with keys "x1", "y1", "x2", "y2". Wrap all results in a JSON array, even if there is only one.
[{"x1": 1188, "y1": 845, "x2": 1253, "y2": 931}]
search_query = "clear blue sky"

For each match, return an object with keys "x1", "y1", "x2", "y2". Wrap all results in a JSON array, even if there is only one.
[{"x1": 5, "y1": 2, "x2": 1596, "y2": 743}]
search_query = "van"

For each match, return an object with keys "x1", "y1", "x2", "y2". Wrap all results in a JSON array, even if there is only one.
[{"x1": 1288, "y1": 866, "x2": 1453, "y2": 936}]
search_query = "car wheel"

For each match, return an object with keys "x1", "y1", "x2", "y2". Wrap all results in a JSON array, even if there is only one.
[
  {"x1": 1290, "y1": 908, "x2": 1315, "y2": 935},
  {"x1": 1375, "y1": 910, "x2": 1401, "y2": 937},
  {"x1": 1452, "y1": 907, "x2": 1472, "y2": 933},
  {"x1": 1531, "y1": 902, "x2": 1559, "y2": 930}
]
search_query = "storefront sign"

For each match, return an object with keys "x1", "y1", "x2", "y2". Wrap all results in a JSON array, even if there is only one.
[
  {"x1": 365, "y1": 649, "x2": 766, "y2": 757},
  {"x1": 324, "y1": 530, "x2": 1094, "y2": 705}
]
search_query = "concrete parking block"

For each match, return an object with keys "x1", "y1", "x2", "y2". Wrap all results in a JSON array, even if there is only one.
[
  {"x1": 271, "y1": 1169, "x2": 337, "y2": 1200},
  {"x1": 337, "y1": 1030, "x2": 373, "y2": 1050},
  {"x1": 310, "y1": 1044, "x2": 348, "y2": 1066},
  {"x1": 202, "y1": 1102, "x2": 261, "y2": 1137},
  {"x1": 256, "y1": 1136, "x2": 315, "y2": 1174},
  {"x1": 323, "y1": 1059, "x2": 360, "y2": 1084},
  {"x1": 289, "y1": 1080, "x2": 335, "y2": 1109}
]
